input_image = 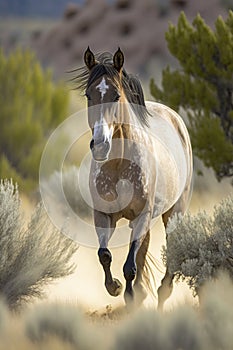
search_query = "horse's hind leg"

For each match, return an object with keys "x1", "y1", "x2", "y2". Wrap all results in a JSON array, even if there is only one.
[
  {"x1": 134, "y1": 231, "x2": 150, "y2": 305},
  {"x1": 123, "y1": 211, "x2": 152, "y2": 306},
  {"x1": 95, "y1": 211, "x2": 123, "y2": 297},
  {"x1": 157, "y1": 268, "x2": 174, "y2": 311},
  {"x1": 157, "y1": 207, "x2": 175, "y2": 311},
  {"x1": 157, "y1": 182, "x2": 192, "y2": 310}
]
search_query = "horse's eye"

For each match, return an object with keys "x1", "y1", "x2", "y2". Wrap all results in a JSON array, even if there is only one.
[
  {"x1": 114, "y1": 94, "x2": 120, "y2": 102},
  {"x1": 85, "y1": 92, "x2": 91, "y2": 100}
]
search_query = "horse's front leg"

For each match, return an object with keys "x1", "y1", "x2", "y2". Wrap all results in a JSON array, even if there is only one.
[
  {"x1": 123, "y1": 211, "x2": 151, "y2": 305},
  {"x1": 94, "y1": 210, "x2": 123, "y2": 297}
]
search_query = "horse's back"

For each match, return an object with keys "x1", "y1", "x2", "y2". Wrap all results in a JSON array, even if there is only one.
[
  {"x1": 145, "y1": 101, "x2": 193, "y2": 217},
  {"x1": 146, "y1": 101, "x2": 191, "y2": 156}
]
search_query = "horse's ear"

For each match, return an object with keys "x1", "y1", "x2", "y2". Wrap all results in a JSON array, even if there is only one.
[
  {"x1": 84, "y1": 47, "x2": 96, "y2": 70},
  {"x1": 113, "y1": 48, "x2": 124, "y2": 72}
]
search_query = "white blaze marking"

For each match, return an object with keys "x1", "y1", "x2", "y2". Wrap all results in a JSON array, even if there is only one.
[
  {"x1": 96, "y1": 77, "x2": 109, "y2": 100},
  {"x1": 94, "y1": 118, "x2": 113, "y2": 142},
  {"x1": 94, "y1": 77, "x2": 113, "y2": 147}
]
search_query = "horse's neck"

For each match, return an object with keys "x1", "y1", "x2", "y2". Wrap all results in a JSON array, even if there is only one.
[
  {"x1": 111, "y1": 125, "x2": 126, "y2": 168},
  {"x1": 118, "y1": 100, "x2": 138, "y2": 136},
  {"x1": 112, "y1": 101, "x2": 140, "y2": 154},
  {"x1": 109, "y1": 101, "x2": 143, "y2": 169}
]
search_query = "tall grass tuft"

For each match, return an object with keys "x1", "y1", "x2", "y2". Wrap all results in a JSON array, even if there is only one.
[
  {"x1": 0, "y1": 276, "x2": 231, "y2": 349},
  {"x1": 0, "y1": 179, "x2": 78, "y2": 309},
  {"x1": 113, "y1": 306, "x2": 206, "y2": 350},
  {"x1": 167, "y1": 306, "x2": 204, "y2": 350},
  {"x1": 25, "y1": 303, "x2": 101, "y2": 349},
  {"x1": 113, "y1": 310, "x2": 169, "y2": 350},
  {"x1": 113, "y1": 275, "x2": 233, "y2": 350},
  {"x1": 200, "y1": 273, "x2": 233, "y2": 350}
]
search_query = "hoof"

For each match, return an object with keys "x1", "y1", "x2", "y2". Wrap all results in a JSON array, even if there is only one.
[
  {"x1": 124, "y1": 291, "x2": 135, "y2": 312},
  {"x1": 124, "y1": 283, "x2": 134, "y2": 304},
  {"x1": 157, "y1": 302, "x2": 164, "y2": 312},
  {"x1": 106, "y1": 278, "x2": 123, "y2": 297},
  {"x1": 157, "y1": 283, "x2": 172, "y2": 312}
]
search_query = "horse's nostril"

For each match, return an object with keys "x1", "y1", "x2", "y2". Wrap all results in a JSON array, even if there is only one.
[{"x1": 90, "y1": 139, "x2": 94, "y2": 150}]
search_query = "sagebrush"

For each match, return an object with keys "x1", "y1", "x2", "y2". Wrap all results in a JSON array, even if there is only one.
[
  {"x1": 163, "y1": 195, "x2": 233, "y2": 295},
  {"x1": 0, "y1": 179, "x2": 77, "y2": 308}
]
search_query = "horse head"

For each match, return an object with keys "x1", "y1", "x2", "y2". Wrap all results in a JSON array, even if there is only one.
[{"x1": 84, "y1": 47, "x2": 124, "y2": 162}]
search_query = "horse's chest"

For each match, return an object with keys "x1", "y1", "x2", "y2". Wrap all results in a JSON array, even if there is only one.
[
  {"x1": 90, "y1": 163, "x2": 149, "y2": 216},
  {"x1": 95, "y1": 171, "x2": 117, "y2": 202}
]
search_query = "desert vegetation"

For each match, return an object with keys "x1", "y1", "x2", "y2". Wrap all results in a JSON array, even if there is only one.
[
  {"x1": 0, "y1": 179, "x2": 77, "y2": 309},
  {"x1": 150, "y1": 11, "x2": 233, "y2": 182},
  {"x1": 163, "y1": 195, "x2": 233, "y2": 297},
  {"x1": 0, "y1": 49, "x2": 69, "y2": 191},
  {"x1": 25, "y1": 303, "x2": 99, "y2": 349},
  {"x1": 0, "y1": 274, "x2": 231, "y2": 349},
  {"x1": 0, "y1": 3, "x2": 232, "y2": 349},
  {"x1": 112, "y1": 274, "x2": 233, "y2": 350},
  {"x1": 0, "y1": 178, "x2": 232, "y2": 349}
]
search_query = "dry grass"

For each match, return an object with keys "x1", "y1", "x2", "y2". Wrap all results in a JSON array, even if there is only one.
[
  {"x1": 25, "y1": 302, "x2": 101, "y2": 349},
  {"x1": 0, "y1": 274, "x2": 232, "y2": 349}
]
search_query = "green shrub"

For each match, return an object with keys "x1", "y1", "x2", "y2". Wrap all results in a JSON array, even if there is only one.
[
  {"x1": 0, "y1": 179, "x2": 77, "y2": 309},
  {"x1": 150, "y1": 11, "x2": 233, "y2": 182},
  {"x1": 0, "y1": 49, "x2": 69, "y2": 192}
]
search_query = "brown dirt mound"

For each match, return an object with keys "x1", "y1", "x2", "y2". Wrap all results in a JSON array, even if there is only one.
[{"x1": 32, "y1": 0, "x2": 228, "y2": 78}]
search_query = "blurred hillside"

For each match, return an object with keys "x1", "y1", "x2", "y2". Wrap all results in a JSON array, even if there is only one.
[
  {"x1": 32, "y1": 0, "x2": 230, "y2": 78},
  {"x1": 0, "y1": 0, "x2": 231, "y2": 80}
]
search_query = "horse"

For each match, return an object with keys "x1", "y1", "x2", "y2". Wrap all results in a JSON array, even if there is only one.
[{"x1": 74, "y1": 47, "x2": 193, "y2": 310}]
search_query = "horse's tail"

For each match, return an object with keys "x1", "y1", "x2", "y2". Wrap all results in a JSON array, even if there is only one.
[{"x1": 142, "y1": 250, "x2": 164, "y2": 301}]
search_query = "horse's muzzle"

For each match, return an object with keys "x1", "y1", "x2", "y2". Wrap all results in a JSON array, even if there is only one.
[{"x1": 90, "y1": 139, "x2": 111, "y2": 162}]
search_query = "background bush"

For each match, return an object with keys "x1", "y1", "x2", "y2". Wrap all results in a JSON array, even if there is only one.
[
  {"x1": 163, "y1": 195, "x2": 233, "y2": 296},
  {"x1": 0, "y1": 49, "x2": 69, "y2": 192},
  {"x1": 150, "y1": 11, "x2": 233, "y2": 182},
  {"x1": 0, "y1": 179, "x2": 77, "y2": 309},
  {"x1": 40, "y1": 165, "x2": 93, "y2": 220}
]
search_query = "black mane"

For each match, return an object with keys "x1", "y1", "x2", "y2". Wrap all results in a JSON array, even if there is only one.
[{"x1": 72, "y1": 52, "x2": 150, "y2": 127}]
